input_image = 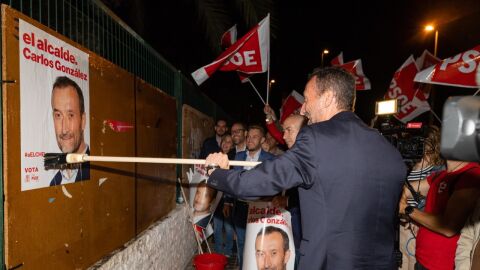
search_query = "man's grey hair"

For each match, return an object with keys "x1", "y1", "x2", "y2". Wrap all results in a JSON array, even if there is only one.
[{"x1": 308, "y1": 67, "x2": 356, "y2": 111}]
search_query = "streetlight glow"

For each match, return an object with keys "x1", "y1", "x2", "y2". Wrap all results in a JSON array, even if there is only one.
[
  {"x1": 270, "y1": 79, "x2": 275, "y2": 84},
  {"x1": 321, "y1": 48, "x2": 330, "y2": 67},
  {"x1": 425, "y1": 25, "x2": 435, "y2": 32}
]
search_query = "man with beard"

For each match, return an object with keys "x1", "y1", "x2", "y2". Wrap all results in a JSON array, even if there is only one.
[
  {"x1": 50, "y1": 76, "x2": 90, "y2": 186},
  {"x1": 200, "y1": 119, "x2": 228, "y2": 159}
]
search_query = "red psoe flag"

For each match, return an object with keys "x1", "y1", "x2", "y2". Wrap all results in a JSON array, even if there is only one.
[
  {"x1": 340, "y1": 59, "x2": 371, "y2": 90},
  {"x1": 416, "y1": 50, "x2": 441, "y2": 70},
  {"x1": 221, "y1": 24, "x2": 237, "y2": 49},
  {"x1": 385, "y1": 56, "x2": 430, "y2": 123},
  {"x1": 330, "y1": 52, "x2": 344, "y2": 66},
  {"x1": 280, "y1": 90, "x2": 304, "y2": 123},
  {"x1": 192, "y1": 15, "x2": 270, "y2": 85},
  {"x1": 414, "y1": 45, "x2": 480, "y2": 88}
]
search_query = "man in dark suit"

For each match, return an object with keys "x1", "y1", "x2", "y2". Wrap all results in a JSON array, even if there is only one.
[
  {"x1": 199, "y1": 119, "x2": 228, "y2": 159},
  {"x1": 231, "y1": 125, "x2": 275, "y2": 269},
  {"x1": 206, "y1": 67, "x2": 406, "y2": 269},
  {"x1": 49, "y1": 76, "x2": 90, "y2": 186}
]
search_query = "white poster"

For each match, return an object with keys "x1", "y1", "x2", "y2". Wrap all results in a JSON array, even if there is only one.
[
  {"x1": 19, "y1": 19, "x2": 90, "y2": 191},
  {"x1": 244, "y1": 201, "x2": 295, "y2": 270}
]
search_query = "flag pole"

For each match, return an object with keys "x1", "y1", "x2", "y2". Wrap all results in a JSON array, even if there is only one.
[
  {"x1": 247, "y1": 78, "x2": 266, "y2": 105},
  {"x1": 429, "y1": 109, "x2": 442, "y2": 125},
  {"x1": 473, "y1": 88, "x2": 480, "y2": 96},
  {"x1": 266, "y1": 13, "x2": 271, "y2": 105}
]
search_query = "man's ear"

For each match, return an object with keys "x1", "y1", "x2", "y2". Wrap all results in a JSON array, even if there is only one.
[
  {"x1": 322, "y1": 90, "x2": 334, "y2": 108},
  {"x1": 284, "y1": 249, "x2": 291, "y2": 265},
  {"x1": 260, "y1": 137, "x2": 266, "y2": 144},
  {"x1": 81, "y1": 112, "x2": 86, "y2": 131}
]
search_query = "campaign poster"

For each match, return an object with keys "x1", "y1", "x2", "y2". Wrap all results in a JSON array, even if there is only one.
[
  {"x1": 243, "y1": 201, "x2": 295, "y2": 270},
  {"x1": 186, "y1": 165, "x2": 222, "y2": 240},
  {"x1": 19, "y1": 19, "x2": 90, "y2": 191}
]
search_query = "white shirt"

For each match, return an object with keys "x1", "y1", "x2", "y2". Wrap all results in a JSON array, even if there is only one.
[
  {"x1": 59, "y1": 145, "x2": 89, "y2": 185},
  {"x1": 236, "y1": 144, "x2": 246, "y2": 153},
  {"x1": 244, "y1": 149, "x2": 261, "y2": 170}
]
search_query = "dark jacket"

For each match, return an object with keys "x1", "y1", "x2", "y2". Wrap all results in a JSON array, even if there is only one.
[
  {"x1": 50, "y1": 147, "x2": 90, "y2": 186},
  {"x1": 200, "y1": 136, "x2": 221, "y2": 159},
  {"x1": 208, "y1": 112, "x2": 406, "y2": 270}
]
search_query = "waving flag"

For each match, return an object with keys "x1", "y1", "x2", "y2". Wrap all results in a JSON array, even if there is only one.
[
  {"x1": 416, "y1": 50, "x2": 441, "y2": 71},
  {"x1": 330, "y1": 52, "x2": 344, "y2": 66},
  {"x1": 221, "y1": 24, "x2": 237, "y2": 49},
  {"x1": 280, "y1": 90, "x2": 304, "y2": 123},
  {"x1": 192, "y1": 15, "x2": 270, "y2": 85},
  {"x1": 414, "y1": 45, "x2": 480, "y2": 88},
  {"x1": 385, "y1": 56, "x2": 430, "y2": 123},
  {"x1": 415, "y1": 50, "x2": 441, "y2": 98},
  {"x1": 339, "y1": 60, "x2": 371, "y2": 90}
]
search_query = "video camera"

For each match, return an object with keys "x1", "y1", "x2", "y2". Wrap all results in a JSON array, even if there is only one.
[
  {"x1": 375, "y1": 99, "x2": 427, "y2": 164},
  {"x1": 378, "y1": 120, "x2": 427, "y2": 163}
]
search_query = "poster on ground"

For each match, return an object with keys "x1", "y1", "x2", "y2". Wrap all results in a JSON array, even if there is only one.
[
  {"x1": 187, "y1": 165, "x2": 222, "y2": 240},
  {"x1": 19, "y1": 19, "x2": 90, "y2": 191}
]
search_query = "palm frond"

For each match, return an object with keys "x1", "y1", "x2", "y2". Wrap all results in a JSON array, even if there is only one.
[
  {"x1": 233, "y1": 0, "x2": 278, "y2": 39},
  {"x1": 194, "y1": 0, "x2": 233, "y2": 55}
]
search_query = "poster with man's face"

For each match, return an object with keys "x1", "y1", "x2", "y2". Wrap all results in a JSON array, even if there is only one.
[
  {"x1": 244, "y1": 201, "x2": 295, "y2": 270},
  {"x1": 19, "y1": 19, "x2": 90, "y2": 191}
]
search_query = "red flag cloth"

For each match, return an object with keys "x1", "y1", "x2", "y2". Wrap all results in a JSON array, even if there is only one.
[
  {"x1": 415, "y1": 50, "x2": 441, "y2": 98},
  {"x1": 414, "y1": 45, "x2": 480, "y2": 88},
  {"x1": 339, "y1": 59, "x2": 371, "y2": 90},
  {"x1": 416, "y1": 50, "x2": 441, "y2": 71},
  {"x1": 192, "y1": 15, "x2": 270, "y2": 85},
  {"x1": 385, "y1": 56, "x2": 430, "y2": 123},
  {"x1": 330, "y1": 52, "x2": 344, "y2": 66},
  {"x1": 266, "y1": 122, "x2": 285, "y2": 145},
  {"x1": 280, "y1": 90, "x2": 304, "y2": 123},
  {"x1": 221, "y1": 24, "x2": 237, "y2": 49}
]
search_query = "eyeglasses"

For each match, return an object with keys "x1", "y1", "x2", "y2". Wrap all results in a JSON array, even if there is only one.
[{"x1": 232, "y1": 129, "x2": 245, "y2": 134}]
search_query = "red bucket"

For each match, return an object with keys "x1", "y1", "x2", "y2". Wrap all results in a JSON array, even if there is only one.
[{"x1": 193, "y1": 253, "x2": 227, "y2": 270}]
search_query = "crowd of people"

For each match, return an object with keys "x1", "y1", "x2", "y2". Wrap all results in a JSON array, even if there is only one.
[{"x1": 198, "y1": 67, "x2": 480, "y2": 270}]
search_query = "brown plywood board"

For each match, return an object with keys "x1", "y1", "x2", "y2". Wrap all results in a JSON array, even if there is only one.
[
  {"x1": 181, "y1": 104, "x2": 214, "y2": 181},
  {"x1": 135, "y1": 78, "x2": 177, "y2": 234},
  {"x1": 2, "y1": 6, "x2": 135, "y2": 269}
]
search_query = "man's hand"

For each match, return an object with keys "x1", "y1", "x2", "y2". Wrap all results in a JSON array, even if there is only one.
[
  {"x1": 205, "y1": 153, "x2": 230, "y2": 176},
  {"x1": 272, "y1": 195, "x2": 288, "y2": 208},
  {"x1": 264, "y1": 104, "x2": 277, "y2": 120}
]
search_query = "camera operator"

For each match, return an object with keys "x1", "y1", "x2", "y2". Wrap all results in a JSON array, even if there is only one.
[
  {"x1": 399, "y1": 160, "x2": 480, "y2": 270},
  {"x1": 399, "y1": 125, "x2": 445, "y2": 270}
]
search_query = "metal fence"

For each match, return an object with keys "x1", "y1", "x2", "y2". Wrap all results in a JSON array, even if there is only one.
[{"x1": 4, "y1": 0, "x2": 228, "y2": 119}]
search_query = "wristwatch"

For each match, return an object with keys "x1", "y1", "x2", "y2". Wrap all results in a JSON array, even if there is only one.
[
  {"x1": 404, "y1": 205, "x2": 416, "y2": 216},
  {"x1": 206, "y1": 164, "x2": 219, "y2": 176}
]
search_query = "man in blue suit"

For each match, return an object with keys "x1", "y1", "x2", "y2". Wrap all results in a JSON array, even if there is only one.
[
  {"x1": 206, "y1": 67, "x2": 406, "y2": 269},
  {"x1": 231, "y1": 125, "x2": 274, "y2": 269}
]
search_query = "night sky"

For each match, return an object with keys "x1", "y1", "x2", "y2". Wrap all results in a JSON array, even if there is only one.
[{"x1": 103, "y1": 0, "x2": 480, "y2": 125}]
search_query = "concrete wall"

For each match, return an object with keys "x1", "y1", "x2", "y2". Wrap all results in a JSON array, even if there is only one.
[{"x1": 90, "y1": 205, "x2": 197, "y2": 270}]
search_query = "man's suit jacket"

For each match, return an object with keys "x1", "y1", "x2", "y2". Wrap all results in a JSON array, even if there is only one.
[
  {"x1": 200, "y1": 136, "x2": 221, "y2": 159},
  {"x1": 230, "y1": 149, "x2": 275, "y2": 230},
  {"x1": 50, "y1": 147, "x2": 90, "y2": 186},
  {"x1": 209, "y1": 112, "x2": 406, "y2": 269}
]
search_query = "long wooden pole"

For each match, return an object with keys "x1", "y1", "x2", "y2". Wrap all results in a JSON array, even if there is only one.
[{"x1": 66, "y1": 154, "x2": 261, "y2": 167}]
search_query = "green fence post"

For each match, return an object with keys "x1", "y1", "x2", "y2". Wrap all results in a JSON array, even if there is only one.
[{"x1": 174, "y1": 70, "x2": 183, "y2": 204}]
